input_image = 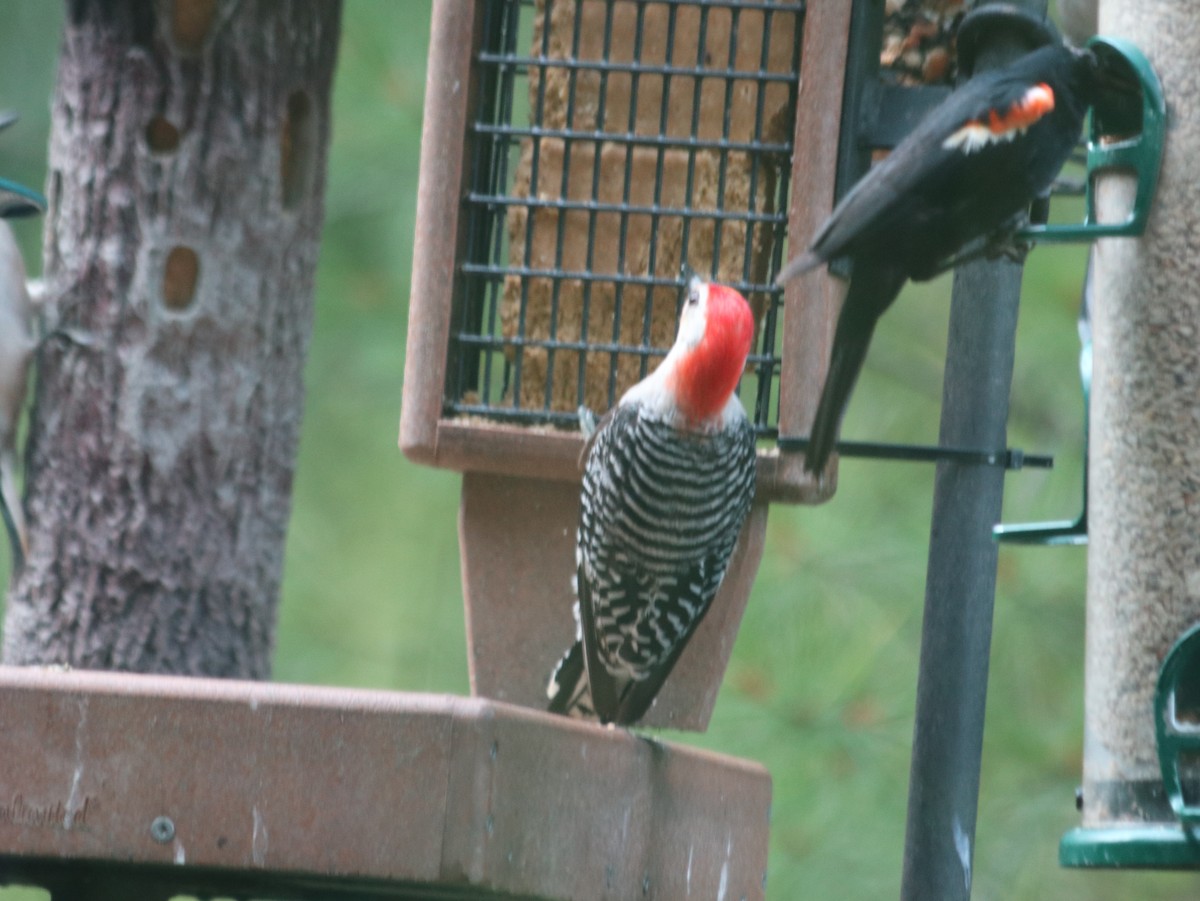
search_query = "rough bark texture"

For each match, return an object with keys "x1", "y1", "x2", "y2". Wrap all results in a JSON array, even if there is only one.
[{"x1": 2, "y1": 0, "x2": 341, "y2": 676}]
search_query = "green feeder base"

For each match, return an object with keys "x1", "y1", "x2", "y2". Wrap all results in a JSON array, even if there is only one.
[{"x1": 1061, "y1": 825, "x2": 1200, "y2": 869}]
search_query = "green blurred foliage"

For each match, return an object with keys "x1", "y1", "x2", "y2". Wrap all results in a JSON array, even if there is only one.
[{"x1": 0, "y1": 3, "x2": 1197, "y2": 900}]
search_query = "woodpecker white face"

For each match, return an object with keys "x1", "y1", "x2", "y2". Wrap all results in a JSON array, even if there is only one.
[{"x1": 620, "y1": 274, "x2": 754, "y2": 430}]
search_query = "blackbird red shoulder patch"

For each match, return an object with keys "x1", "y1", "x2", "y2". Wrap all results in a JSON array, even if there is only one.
[{"x1": 942, "y1": 83, "x2": 1056, "y2": 153}]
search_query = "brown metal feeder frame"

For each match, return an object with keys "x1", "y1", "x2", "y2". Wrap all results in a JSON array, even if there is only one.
[{"x1": 402, "y1": 0, "x2": 847, "y2": 732}]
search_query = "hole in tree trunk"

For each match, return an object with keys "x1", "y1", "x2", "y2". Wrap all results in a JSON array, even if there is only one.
[
  {"x1": 146, "y1": 116, "x2": 181, "y2": 153},
  {"x1": 172, "y1": 0, "x2": 217, "y2": 55},
  {"x1": 281, "y1": 90, "x2": 315, "y2": 210},
  {"x1": 162, "y1": 246, "x2": 199, "y2": 311}
]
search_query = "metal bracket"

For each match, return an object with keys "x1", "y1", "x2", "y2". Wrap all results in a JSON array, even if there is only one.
[
  {"x1": 0, "y1": 178, "x2": 45, "y2": 219},
  {"x1": 1020, "y1": 36, "x2": 1165, "y2": 242},
  {"x1": 0, "y1": 111, "x2": 45, "y2": 218},
  {"x1": 1157, "y1": 622, "x2": 1200, "y2": 828},
  {"x1": 994, "y1": 338, "x2": 1091, "y2": 545}
]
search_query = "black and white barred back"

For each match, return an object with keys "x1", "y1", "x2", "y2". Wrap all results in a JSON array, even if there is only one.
[{"x1": 550, "y1": 401, "x2": 756, "y2": 725}]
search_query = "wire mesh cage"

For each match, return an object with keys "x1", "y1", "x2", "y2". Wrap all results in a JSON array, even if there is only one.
[
  {"x1": 452, "y1": 0, "x2": 799, "y2": 429},
  {"x1": 403, "y1": 0, "x2": 836, "y2": 505}
]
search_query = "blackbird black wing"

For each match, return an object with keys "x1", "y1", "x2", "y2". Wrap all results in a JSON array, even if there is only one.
[
  {"x1": 576, "y1": 407, "x2": 757, "y2": 725},
  {"x1": 808, "y1": 44, "x2": 1083, "y2": 266}
]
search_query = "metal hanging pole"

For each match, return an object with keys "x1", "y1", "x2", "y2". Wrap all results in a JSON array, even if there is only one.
[
  {"x1": 898, "y1": 5, "x2": 1047, "y2": 898},
  {"x1": 899, "y1": 255, "x2": 1023, "y2": 901}
]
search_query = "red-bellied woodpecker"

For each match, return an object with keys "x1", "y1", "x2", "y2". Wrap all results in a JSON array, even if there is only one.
[
  {"x1": 547, "y1": 273, "x2": 757, "y2": 725},
  {"x1": 0, "y1": 220, "x2": 32, "y2": 568}
]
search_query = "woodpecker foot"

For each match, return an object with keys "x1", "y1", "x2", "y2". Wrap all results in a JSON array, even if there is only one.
[{"x1": 981, "y1": 215, "x2": 1033, "y2": 265}]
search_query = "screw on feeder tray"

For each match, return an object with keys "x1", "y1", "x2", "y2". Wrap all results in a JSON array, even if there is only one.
[{"x1": 149, "y1": 815, "x2": 176, "y2": 844}]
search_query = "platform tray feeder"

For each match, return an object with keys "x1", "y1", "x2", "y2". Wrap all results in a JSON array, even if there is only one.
[{"x1": 0, "y1": 666, "x2": 771, "y2": 900}]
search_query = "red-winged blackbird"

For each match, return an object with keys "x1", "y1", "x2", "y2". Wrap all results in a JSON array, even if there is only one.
[{"x1": 778, "y1": 43, "x2": 1100, "y2": 475}]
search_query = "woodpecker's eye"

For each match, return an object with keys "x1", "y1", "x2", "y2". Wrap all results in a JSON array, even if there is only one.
[{"x1": 686, "y1": 289, "x2": 699, "y2": 307}]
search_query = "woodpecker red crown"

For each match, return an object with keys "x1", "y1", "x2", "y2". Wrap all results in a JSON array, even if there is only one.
[{"x1": 670, "y1": 283, "x2": 754, "y2": 424}]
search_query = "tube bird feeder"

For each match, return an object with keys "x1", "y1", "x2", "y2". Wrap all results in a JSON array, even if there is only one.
[
  {"x1": 402, "y1": 0, "x2": 843, "y2": 730},
  {"x1": 1059, "y1": 0, "x2": 1200, "y2": 870}
]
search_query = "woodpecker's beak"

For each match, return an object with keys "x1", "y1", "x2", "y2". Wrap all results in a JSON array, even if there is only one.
[{"x1": 680, "y1": 264, "x2": 708, "y2": 301}]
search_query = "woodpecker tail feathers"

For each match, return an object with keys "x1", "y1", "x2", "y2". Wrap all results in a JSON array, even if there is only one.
[{"x1": 546, "y1": 639, "x2": 596, "y2": 720}]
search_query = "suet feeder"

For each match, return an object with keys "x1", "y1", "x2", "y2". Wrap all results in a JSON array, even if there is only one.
[{"x1": 401, "y1": 0, "x2": 845, "y2": 732}]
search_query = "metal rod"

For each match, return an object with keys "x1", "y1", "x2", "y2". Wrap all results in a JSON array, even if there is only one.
[
  {"x1": 898, "y1": 7, "x2": 1046, "y2": 896},
  {"x1": 469, "y1": 121, "x2": 792, "y2": 155},
  {"x1": 774, "y1": 437, "x2": 1052, "y2": 470}
]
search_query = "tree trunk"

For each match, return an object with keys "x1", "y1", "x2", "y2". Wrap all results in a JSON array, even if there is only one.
[{"x1": 2, "y1": 0, "x2": 341, "y2": 676}]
